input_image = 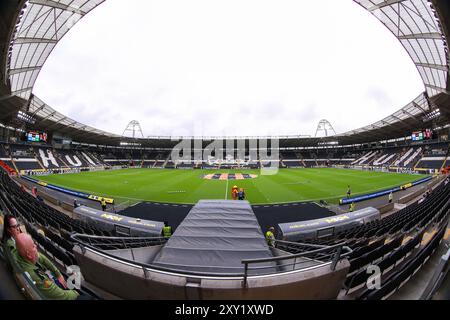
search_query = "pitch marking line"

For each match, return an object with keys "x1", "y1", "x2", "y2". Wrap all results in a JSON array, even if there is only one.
[{"x1": 225, "y1": 179, "x2": 229, "y2": 200}]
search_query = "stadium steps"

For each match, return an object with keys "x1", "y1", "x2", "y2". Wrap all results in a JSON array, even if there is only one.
[
  {"x1": 301, "y1": 158, "x2": 306, "y2": 167},
  {"x1": 373, "y1": 154, "x2": 388, "y2": 166},
  {"x1": 33, "y1": 154, "x2": 45, "y2": 170},
  {"x1": 413, "y1": 159, "x2": 423, "y2": 171},
  {"x1": 10, "y1": 156, "x2": 20, "y2": 173},
  {"x1": 351, "y1": 151, "x2": 371, "y2": 165},
  {"x1": 59, "y1": 157, "x2": 71, "y2": 169},
  {"x1": 162, "y1": 153, "x2": 171, "y2": 168},
  {"x1": 357, "y1": 151, "x2": 379, "y2": 165},
  {"x1": 394, "y1": 148, "x2": 414, "y2": 166},
  {"x1": 56, "y1": 151, "x2": 70, "y2": 169},
  {"x1": 388, "y1": 152, "x2": 402, "y2": 167},
  {"x1": 440, "y1": 144, "x2": 450, "y2": 171},
  {"x1": 381, "y1": 153, "x2": 397, "y2": 165},
  {"x1": 404, "y1": 148, "x2": 423, "y2": 167}
]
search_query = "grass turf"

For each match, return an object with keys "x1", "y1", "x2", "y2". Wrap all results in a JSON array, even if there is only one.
[{"x1": 35, "y1": 168, "x2": 426, "y2": 205}]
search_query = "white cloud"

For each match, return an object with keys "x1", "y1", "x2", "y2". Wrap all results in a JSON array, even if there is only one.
[{"x1": 34, "y1": 0, "x2": 424, "y2": 137}]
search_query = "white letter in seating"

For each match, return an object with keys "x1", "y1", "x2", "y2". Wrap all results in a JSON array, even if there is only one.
[
  {"x1": 65, "y1": 155, "x2": 83, "y2": 167},
  {"x1": 39, "y1": 149, "x2": 59, "y2": 168}
]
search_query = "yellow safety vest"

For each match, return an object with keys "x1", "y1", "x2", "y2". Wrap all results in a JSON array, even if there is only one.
[
  {"x1": 163, "y1": 226, "x2": 172, "y2": 238},
  {"x1": 265, "y1": 231, "x2": 275, "y2": 246}
]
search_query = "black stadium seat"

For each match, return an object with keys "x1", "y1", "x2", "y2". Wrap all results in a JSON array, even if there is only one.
[{"x1": 360, "y1": 223, "x2": 447, "y2": 300}]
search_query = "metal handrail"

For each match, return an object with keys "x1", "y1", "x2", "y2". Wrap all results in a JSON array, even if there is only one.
[
  {"x1": 241, "y1": 241, "x2": 352, "y2": 287},
  {"x1": 242, "y1": 242, "x2": 349, "y2": 264},
  {"x1": 72, "y1": 234, "x2": 167, "y2": 241},
  {"x1": 275, "y1": 239, "x2": 332, "y2": 249},
  {"x1": 71, "y1": 234, "x2": 352, "y2": 284}
]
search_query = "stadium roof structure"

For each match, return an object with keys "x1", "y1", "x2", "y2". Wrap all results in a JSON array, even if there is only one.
[{"x1": 1, "y1": 0, "x2": 450, "y2": 147}]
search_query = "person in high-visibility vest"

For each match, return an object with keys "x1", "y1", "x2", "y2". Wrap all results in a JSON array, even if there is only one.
[
  {"x1": 162, "y1": 221, "x2": 172, "y2": 238},
  {"x1": 231, "y1": 185, "x2": 239, "y2": 200},
  {"x1": 101, "y1": 198, "x2": 107, "y2": 211},
  {"x1": 265, "y1": 227, "x2": 276, "y2": 247},
  {"x1": 388, "y1": 192, "x2": 393, "y2": 203},
  {"x1": 349, "y1": 202, "x2": 355, "y2": 212}
]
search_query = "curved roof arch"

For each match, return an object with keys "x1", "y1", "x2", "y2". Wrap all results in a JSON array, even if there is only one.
[
  {"x1": 3, "y1": 0, "x2": 450, "y2": 144},
  {"x1": 355, "y1": 0, "x2": 448, "y2": 97},
  {"x1": 7, "y1": 0, "x2": 105, "y2": 100}
]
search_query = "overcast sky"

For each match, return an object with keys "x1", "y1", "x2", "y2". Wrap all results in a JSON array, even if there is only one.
[{"x1": 34, "y1": 0, "x2": 425, "y2": 138}]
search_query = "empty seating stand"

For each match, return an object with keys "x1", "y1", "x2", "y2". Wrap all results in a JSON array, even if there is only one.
[
  {"x1": 295, "y1": 180, "x2": 450, "y2": 299},
  {"x1": 359, "y1": 223, "x2": 447, "y2": 300}
]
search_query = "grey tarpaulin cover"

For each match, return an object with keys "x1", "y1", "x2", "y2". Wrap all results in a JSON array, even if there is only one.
[{"x1": 152, "y1": 200, "x2": 274, "y2": 274}]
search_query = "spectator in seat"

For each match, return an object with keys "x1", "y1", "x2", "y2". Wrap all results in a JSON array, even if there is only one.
[
  {"x1": 15, "y1": 233, "x2": 80, "y2": 300},
  {"x1": 1, "y1": 214, "x2": 22, "y2": 252}
]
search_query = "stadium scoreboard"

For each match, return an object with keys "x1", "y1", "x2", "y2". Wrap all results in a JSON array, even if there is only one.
[
  {"x1": 411, "y1": 129, "x2": 433, "y2": 141},
  {"x1": 25, "y1": 131, "x2": 47, "y2": 142}
]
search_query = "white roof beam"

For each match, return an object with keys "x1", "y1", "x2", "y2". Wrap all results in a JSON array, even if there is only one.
[
  {"x1": 368, "y1": 0, "x2": 405, "y2": 12},
  {"x1": 425, "y1": 84, "x2": 450, "y2": 95},
  {"x1": 30, "y1": 0, "x2": 87, "y2": 15},
  {"x1": 415, "y1": 63, "x2": 448, "y2": 72},
  {"x1": 9, "y1": 66, "x2": 41, "y2": 76},
  {"x1": 411, "y1": 101, "x2": 428, "y2": 114},
  {"x1": 398, "y1": 33, "x2": 442, "y2": 40},
  {"x1": 12, "y1": 87, "x2": 33, "y2": 95},
  {"x1": 14, "y1": 37, "x2": 58, "y2": 44}
]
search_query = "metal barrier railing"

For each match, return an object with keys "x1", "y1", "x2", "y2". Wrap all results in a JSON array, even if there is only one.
[
  {"x1": 72, "y1": 234, "x2": 168, "y2": 250},
  {"x1": 71, "y1": 234, "x2": 352, "y2": 285},
  {"x1": 241, "y1": 240, "x2": 352, "y2": 287}
]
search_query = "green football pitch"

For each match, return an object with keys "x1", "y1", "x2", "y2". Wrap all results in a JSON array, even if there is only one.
[{"x1": 35, "y1": 168, "x2": 427, "y2": 205}]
